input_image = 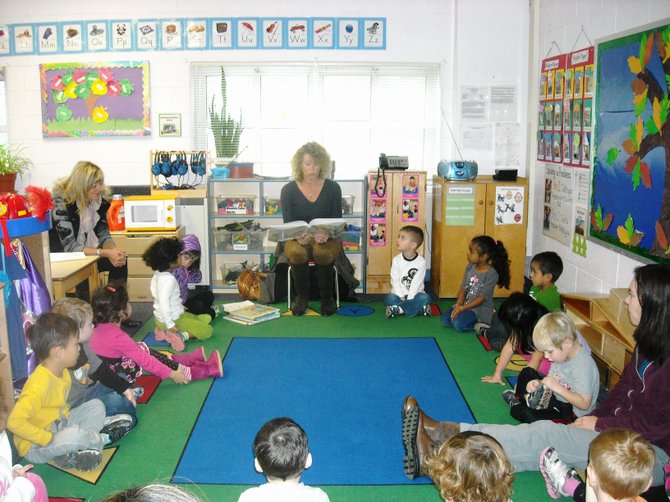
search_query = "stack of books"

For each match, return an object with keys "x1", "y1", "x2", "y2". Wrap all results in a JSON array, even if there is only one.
[{"x1": 223, "y1": 302, "x2": 281, "y2": 325}]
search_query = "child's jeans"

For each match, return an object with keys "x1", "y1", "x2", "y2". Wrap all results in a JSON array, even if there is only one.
[
  {"x1": 24, "y1": 399, "x2": 106, "y2": 464},
  {"x1": 384, "y1": 292, "x2": 430, "y2": 317},
  {"x1": 441, "y1": 307, "x2": 477, "y2": 331},
  {"x1": 68, "y1": 381, "x2": 137, "y2": 423}
]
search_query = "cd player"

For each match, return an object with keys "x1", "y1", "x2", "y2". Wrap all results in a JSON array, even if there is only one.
[{"x1": 437, "y1": 160, "x2": 478, "y2": 181}]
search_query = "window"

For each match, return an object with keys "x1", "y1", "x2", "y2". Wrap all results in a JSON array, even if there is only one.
[{"x1": 193, "y1": 63, "x2": 440, "y2": 179}]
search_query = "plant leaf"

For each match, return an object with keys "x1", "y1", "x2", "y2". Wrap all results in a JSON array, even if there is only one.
[
  {"x1": 639, "y1": 161, "x2": 651, "y2": 188},
  {"x1": 645, "y1": 115, "x2": 659, "y2": 135},
  {"x1": 642, "y1": 32, "x2": 655, "y2": 66},
  {"x1": 624, "y1": 213, "x2": 635, "y2": 238},
  {"x1": 624, "y1": 155, "x2": 638, "y2": 173},
  {"x1": 631, "y1": 159, "x2": 641, "y2": 190},
  {"x1": 606, "y1": 148, "x2": 620, "y2": 164},
  {"x1": 622, "y1": 139, "x2": 638, "y2": 155},
  {"x1": 630, "y1": 230, "x2": 644, "y2": 247},
  {"x1": 631, "y1": 78, "x2": 646, "y2": 94},
  {"x1": 636, "y1": 117, "x2": 644, "y2": 146},
  {"x1": 628, "y1": 55, "x2": 643, "y2": 74},
  {"x1": 602, "y1": 213, "x2": 613, "y2": 231},
  {"x1": 634, "y1": 90, "x2": 648, "y2": 115},
  {"x1": 653, "y1": 97, "x2": 663, "y2": 133},
  {"x1": 617, "y1": 225, "x2": 631, "y2": 245}
]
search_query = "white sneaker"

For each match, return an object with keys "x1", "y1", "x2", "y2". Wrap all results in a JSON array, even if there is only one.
[{"x1": 539, "y1": 447, "x2": 577, "y2": 499}]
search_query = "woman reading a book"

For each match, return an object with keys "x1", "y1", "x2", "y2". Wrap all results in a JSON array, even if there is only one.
[{"x1": 280, "y1": 142, "x2": 343, "y2": 316}]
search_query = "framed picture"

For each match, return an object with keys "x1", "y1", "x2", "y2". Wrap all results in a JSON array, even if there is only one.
[{"x1": 159, "y1": 113, "x2": 181, "y2": 137}]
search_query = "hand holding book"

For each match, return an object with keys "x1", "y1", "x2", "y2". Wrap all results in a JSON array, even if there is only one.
[{"x1": 267, "y1": 218, "x2": 347, "y2": 243}]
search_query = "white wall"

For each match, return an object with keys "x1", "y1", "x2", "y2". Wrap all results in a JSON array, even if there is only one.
[
  {"x1": 0, "y1": 0, "x2": 528, "y2": 187},
  {"x1": 529, "y1": 0, "x2": 670, "y2": 294}
]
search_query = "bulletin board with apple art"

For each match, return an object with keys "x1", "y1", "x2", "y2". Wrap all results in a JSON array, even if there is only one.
[{"x1": 39, "y1": 61, "x2": 150, "y2": 138}]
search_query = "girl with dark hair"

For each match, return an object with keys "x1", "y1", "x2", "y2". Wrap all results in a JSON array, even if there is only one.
[
  {"x1": 142, "y1": 237, "x2": 213, "y2": 352},
  {"x1": 440, "y1": 235, "x2": 511, "y2": 332},
  {"x1": 481, "y1": 293, "x2": 548, "y2": 385},
  {"x1": 402, "y1": 263, "x2": 670, "y2": 496},
  {"x1": 172, "y1": 234, "x2": 216, "y2": 319},
  {"x1": 89, "y1": 285, "x2": 222, "y2": 387}
]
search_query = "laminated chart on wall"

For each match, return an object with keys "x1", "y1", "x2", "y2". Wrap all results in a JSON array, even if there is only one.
[
  {"x1": 543, "y1": 164, "x2": 573, "y2": 245},
  {"x1": 368, "y1": 173, "x2": 387, "y2": 247},
  {"x1": 537, "y1": 48, "x2": 593, "y2": 168},
  {"x1": 494, "y1": 186, "x2": 525, "y2": 225},
  {"x1": 0, "y1": 17, "x2": 386, "y2": 56},
  {"x1": 400, "y1": 173, "x2": 420, "y2": 223},
  {"x1": 444, "y1": 185, "x2": 475, "y2": 226}
]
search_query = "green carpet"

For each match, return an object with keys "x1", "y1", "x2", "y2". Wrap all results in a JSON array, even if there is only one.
[{"x1": 34, "y1": 301, "x2": 558, "y2": 501}]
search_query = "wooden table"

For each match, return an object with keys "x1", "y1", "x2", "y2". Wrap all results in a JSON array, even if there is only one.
[{"x1": 51, "y1": 255, "x2": 100, "y2": 301}]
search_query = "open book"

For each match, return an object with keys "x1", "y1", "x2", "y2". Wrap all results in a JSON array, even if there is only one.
[
  {"x1": 222, "y1": 302, "x2": 281, "y2": 325},
  {"x1": 267, "y1": 218, "x2": 347, "y2": 242}
]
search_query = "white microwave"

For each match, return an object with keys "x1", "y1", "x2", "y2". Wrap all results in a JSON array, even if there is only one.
[{"x1": 123, "y1": 195, "x2": 179, "y2": 231}]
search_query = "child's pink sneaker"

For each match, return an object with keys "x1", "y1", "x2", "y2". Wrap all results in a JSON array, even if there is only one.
[
  {"x1": 154, "y1": 327, "x2": 166, "y2": 341},
  {"x1": 164, "y1": 330, "x2": 187, "y2": 352}
]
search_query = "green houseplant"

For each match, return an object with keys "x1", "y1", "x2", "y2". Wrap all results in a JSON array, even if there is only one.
[
  {"x1": 209, "y1": 67, "x2": 244, "y2": 161},
  {"x1": 0, "y1": 144, "x2": 33, "y2": 193}
]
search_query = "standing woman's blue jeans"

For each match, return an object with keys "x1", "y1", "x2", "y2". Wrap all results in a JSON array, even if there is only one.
[
  {"x1": 384, "y1": 292, "x2": 430, "y2": 317},
  {"x1": 441, "y1": 306, "x2": 477, "y2": 331}
]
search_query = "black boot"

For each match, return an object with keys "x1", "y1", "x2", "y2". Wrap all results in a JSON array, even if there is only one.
[
  {"x1": 291, "y1": 263, "x2": 310, "y2": 316},
  {"x1": 315, "y1": 264, "x2": 336, "y2": 316}
]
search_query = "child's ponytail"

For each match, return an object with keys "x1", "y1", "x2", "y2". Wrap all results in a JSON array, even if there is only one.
[{"x1": 471, "y1": 235, "x2": 511, "y2": 289}]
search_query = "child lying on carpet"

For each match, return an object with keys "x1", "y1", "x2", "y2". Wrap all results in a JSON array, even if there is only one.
[
  {"x1": 238, "y1": 417, "x2": 329, "y2": 502},
  {"x1": 424, "y1": 431, "x2": 514, "y2": 502},
  {"x1": 89, "y1": 285, "x2": 223, "y2": 386},
  {"x1": 143, "y1": 237, "x2": 213, "y2": 352}
]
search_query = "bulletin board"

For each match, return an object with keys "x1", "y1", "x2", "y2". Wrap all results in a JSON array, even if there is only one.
[
  {"x1": 39, "y1": 61, "x2": 150, "y2": 138},
  {"x1": 589, "y1": 20, "x2": 670, "y2": 264}
]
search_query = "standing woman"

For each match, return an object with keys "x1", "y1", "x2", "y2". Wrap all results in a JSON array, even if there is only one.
[
  {"x1": 50, "y1": 161, "x2": 136, "y2": 325},
  {"x1": 280, "y1": 142, "x2": 342, "y2": 316}
]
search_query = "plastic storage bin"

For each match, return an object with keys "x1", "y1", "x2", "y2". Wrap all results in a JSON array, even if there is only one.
[
  {"x1": 342, "y1": 194, "x2": 355, "y2": 215},
  {"x1": 263, "y1": 196, "x2": 282, "y2": 215},
  {"x1": 213, "y1": 228, "x2": 265, "y2": 250},
  {"x1": 340, "y1": 228, "x2": 361, "y2": 251},
  {"x1": 216, "y1": 195, "x2": 256, "y2": 215}
]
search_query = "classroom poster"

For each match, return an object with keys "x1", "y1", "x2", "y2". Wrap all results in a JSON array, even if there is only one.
[
  {"x1": 543, "y1": 164, "x2": 573, "y2": 245},
  {"x1": 590, "y1": 21, "x2": 670, "y2": 264},
  {"x1": 494, "y1": 186, "x2": 525, "y2": 225}
]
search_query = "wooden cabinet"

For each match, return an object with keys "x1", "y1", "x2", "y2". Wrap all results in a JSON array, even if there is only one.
[
  {"x1": 561, "y1": 290, "x2": 635, "y2": 390},
  {"x1": 366, "y1": 171, "x2": 427, "y2": 293},
  {"x1": 112, "y1": 227, "x2": 185, "y2": 301},
  {"x1": 430, "y1": 175, "x2": 528, "y2": 298}
]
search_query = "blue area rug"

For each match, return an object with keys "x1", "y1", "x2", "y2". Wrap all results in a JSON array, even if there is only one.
[{"x1": 175, "y1": 337, "x2": 474, "y2": 485}]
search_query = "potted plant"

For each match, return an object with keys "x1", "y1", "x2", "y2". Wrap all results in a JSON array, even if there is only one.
[
  {"x1": 0, "y1": 144, "x2": 33, "y2": 193},
  {"x1": 209, "y1": 67, "x2": 244, "y2": 163}
]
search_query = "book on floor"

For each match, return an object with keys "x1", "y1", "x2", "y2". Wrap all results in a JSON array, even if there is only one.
[
  {"x1": 226, "y1": 303, "x2": 281, "y2": 324},
  {"x1": 267, "y1": 218, "x2": 347, "y2": 242}
]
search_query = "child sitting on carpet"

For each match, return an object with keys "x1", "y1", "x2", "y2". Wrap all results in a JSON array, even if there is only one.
[
  {"x1": 505, "y1": 311, "x2": 599, "y2": 424},
  {"x1": 7, "y1": 313, "x2": 117, "y2": 471},
  {"x1": 173, "y1": 234, "x2": 216, "y2": 319},
  {"x1": 481, "y1": 293, "x2": 549, "y2": 386},
  {"x1": 384, "y1": 225, "x2": 431, "y2": 318},
  {"x1": 441, "y1": 235, "x2": 510, "y2": 332},
  {"x1": 143, "y1": 237, "x2": 213, "y2": 352},
  {"x1": 540, "y1": 428, "x2": 655, "y2": 501},
  {"x1": 0, "y1": 378, "x2": 48, "y2": 501},
  {"x1": 51, "y1": 298, "x2": 138, "y2": 432},
  {"x1": 424, "y1": 431, "x2": 514, "y2": 502},
  {"x1": 480, "y1": 251, "x2": 564, "y2": 350},
  {"x1": 238, "y1": 417, "x2": 329, "y2": 502},
  {"x1": 89, "y1": 285, "x2": 222, "y2": 387}
]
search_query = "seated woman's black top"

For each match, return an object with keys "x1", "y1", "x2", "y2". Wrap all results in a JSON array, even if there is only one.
[{"x1": 280, "y1": 179, "x2": 342, "y2": 223}]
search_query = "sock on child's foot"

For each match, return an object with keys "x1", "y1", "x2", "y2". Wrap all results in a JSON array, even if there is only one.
[
  {"x1": 180, "y1": 364, "x2": 192, "y2": 381},
  {"x1": 562, "y1": 471, "x2": 582, "y2": 497}
]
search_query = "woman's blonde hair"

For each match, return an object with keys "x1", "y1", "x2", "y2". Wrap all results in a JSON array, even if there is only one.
[
  {"x1": 53, "y1": 161, "x2": 110, "y2": 214},
  {"x1": 532, "y1": 311, "x2": 577, "y2": 352},
  {"x1": 290, "y1": 142, "x2": 332, "y2": 182},
  {"x1": 424, "y1": 432, "x2": 515, "y2": 502},
  {"x1": 589, "y1": 428, "x2": 655, "y2": 499}
]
